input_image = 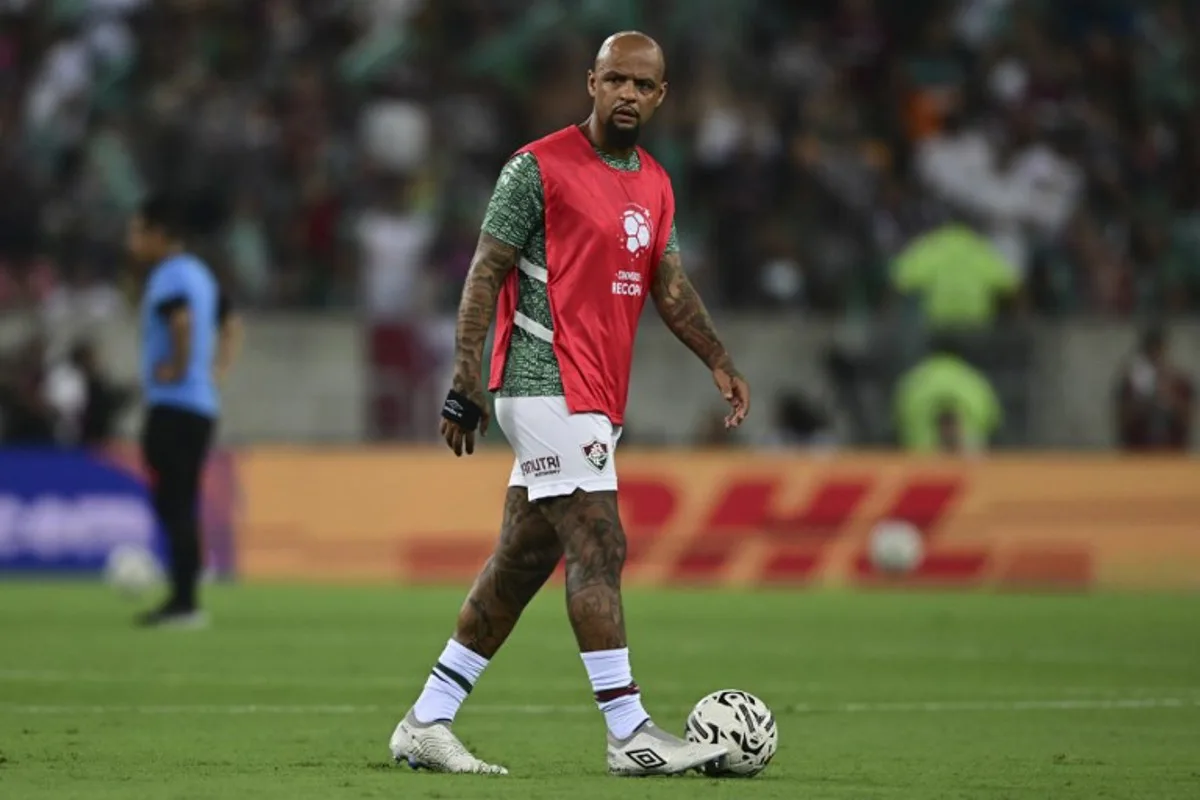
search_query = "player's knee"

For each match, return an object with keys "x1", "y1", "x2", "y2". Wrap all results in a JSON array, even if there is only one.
[
  {"x1": 493, "y1": 511, "x2": 563, "y2": 579},
  {"x1": 472, "y1": 545, "x2": 559, "y2": 605},
  {"x1": 492, "y1": 544, "x2": 562, "y2": 580}
]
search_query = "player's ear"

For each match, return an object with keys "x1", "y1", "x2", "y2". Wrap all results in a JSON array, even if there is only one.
[
  {"x1": 587, "y1": 69, "x2": 596, "y2": 98},
  {"x1": 656, "y1": 81, "x2": 668, "y2": 108}
]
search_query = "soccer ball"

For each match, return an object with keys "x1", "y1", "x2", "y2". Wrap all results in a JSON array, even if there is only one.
[
  {"x1": 622, "y1": 209, "x2": 652, "y2": 254},
  {"x1": 685, "y1": 690, "x2": 778, "y2": 777},
  {"x1": 104, "y1": 544, "x2": 163, "y2": 598},
  {"x1": 868, "y1": 519, "x2": 925, "y2": 574}
]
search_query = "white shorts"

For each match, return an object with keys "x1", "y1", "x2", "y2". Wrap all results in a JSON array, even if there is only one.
[{"x1": 493, "y1": 396, "x2": 622, "y2": 501}]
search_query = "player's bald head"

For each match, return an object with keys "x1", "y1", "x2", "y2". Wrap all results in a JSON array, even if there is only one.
[
  {"x1": 587, "y1": 31, "x2": 668, "y2": 151},
  {"x1": 594, "y1": 31, "x2": 665, "y2": 80}
]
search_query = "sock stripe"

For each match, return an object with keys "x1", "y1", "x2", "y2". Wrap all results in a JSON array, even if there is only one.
[
  {"x1": 594, "y1": 682, "x2": 640, "y2": 704},
  {"x1": 430, "y1": 671, "x2": 455, "y2": 690},
  {"x1": 432, "y1": 662, "x2": 474, "y2": 695}
]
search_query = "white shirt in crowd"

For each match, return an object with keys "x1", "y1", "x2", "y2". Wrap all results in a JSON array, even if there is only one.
[
  {"x1": 917, "y1": 127, "x2": 1082, "y2": 279},
  {"x1": 356, "y1": 207, "x2": 435, "y2": 320}
]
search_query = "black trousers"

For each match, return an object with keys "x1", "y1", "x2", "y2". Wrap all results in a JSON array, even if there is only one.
[{"x1": 141, "y1": 405, "x2": 215, "y2": 609}]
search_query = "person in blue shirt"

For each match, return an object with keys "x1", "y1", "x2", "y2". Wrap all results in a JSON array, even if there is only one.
[{"x1": 129, "y1": 194, "x2": 241, "y2": 627}]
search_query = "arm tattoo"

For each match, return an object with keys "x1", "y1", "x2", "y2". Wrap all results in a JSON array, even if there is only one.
[
  {"x1": 452, "y1": 233, "x2": 520, "y2": 393},
  {"x1": 651, "y1": 252, "x2": 738, "y2": 374}
]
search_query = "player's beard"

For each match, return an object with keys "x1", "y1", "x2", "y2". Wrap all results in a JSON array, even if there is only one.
[{"x1": 604, "y1": 113, "x2": 641, "y2": 150}]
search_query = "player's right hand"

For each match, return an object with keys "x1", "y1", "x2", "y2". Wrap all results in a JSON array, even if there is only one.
[{"x1": 440, "y1": 390, "x2": 491, "y2": 457}]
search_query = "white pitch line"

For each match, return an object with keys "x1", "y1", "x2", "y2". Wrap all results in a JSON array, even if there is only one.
[
  {"x1": 2, "y1": 669, "x2": 1199, "y2": 700},
  {"x1": 3, "y1": 669, "x2": 1199, "y2": 700},
  {"x1": 0, "y1": 703, "x2": 385, "y2": 715},
  {"x1": 0, "y1": 669, "x2": 427, "y2": 689},
  {"x1": 2, "y1": 698, "x2": 1198, "y2": 717},
  {"x1": 0, "y1": 669, "x2": 817, "y2": 694}
]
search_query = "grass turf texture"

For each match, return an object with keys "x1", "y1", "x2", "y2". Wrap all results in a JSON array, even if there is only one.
[{"x1": 1, "y1": 584, "x2": 1199, "y2": 799}]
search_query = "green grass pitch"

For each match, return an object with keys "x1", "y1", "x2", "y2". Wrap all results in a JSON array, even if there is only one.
[{"x1": 1, "y1": 583, "x2": 1199, "y2": 799}]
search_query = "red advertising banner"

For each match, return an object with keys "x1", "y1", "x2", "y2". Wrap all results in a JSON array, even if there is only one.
[{"x1": 236, "y1": 450, "x2": 1200, "y2": 590}]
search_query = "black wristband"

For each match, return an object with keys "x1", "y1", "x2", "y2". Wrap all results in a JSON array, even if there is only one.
[{"x1": 442, "y1": 389, "x2": 483, "y2": 432}]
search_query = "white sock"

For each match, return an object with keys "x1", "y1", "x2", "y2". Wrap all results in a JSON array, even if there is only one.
[
  {"x1": 581, "y1": 648, "x2": 650, "y2": 740},
  {"x1": 411, "y1": 639, "x2": 489, "y2": 724}
]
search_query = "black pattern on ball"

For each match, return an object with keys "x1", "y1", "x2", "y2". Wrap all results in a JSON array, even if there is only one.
[{"x1": 685, "y1": 690, "x2": 779, "y2": 777}]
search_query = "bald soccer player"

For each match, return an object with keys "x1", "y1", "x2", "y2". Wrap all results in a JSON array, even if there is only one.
[{"x1": 390, "y1": 32, "x2": 751, "y2": 777}]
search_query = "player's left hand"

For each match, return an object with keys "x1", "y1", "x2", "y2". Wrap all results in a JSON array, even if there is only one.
[{"x1": 713, "y1": 364, "x2": 750, "y2": 429}]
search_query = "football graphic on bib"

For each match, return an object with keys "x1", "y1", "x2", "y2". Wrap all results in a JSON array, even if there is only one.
[{"x1": 620, "y1": 205, "x2": 653, "y2": 257}]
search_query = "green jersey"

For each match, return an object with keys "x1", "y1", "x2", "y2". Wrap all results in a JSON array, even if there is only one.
[{"x1": 480, "y1": 148, "x2": 679, "y2": 396}]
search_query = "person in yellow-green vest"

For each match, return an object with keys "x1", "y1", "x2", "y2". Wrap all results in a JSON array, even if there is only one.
[
  {"x1": 892, "y1": 221, "x2": 1020, "y2": 329},
  {"x1": 894, "y1": 336, "x2": 1002, "y2": 453}
]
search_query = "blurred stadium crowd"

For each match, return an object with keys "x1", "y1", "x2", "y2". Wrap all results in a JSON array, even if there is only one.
[
  {"x1": 3, "y1": 0, "x2": 1200, "y2": 315},
  {"x1": 0, "y1": 0, "x2": 1197, "y2": 450}
]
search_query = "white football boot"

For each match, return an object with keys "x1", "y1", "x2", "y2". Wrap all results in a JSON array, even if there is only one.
[
  {"x1": 607, "y1": 720, "x2": 729, "y2": 776},
  {"x1": 389, "y1": 711, "x2": 508, "y2": 775}
]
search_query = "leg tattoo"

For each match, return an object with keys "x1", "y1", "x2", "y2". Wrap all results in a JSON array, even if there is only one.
[
  {"x1": 454, "y1": 487, "x2": 562, "y2": 658},
  {"x1": 539, "y1": 490, "x2": 627, "y2": 652}
]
